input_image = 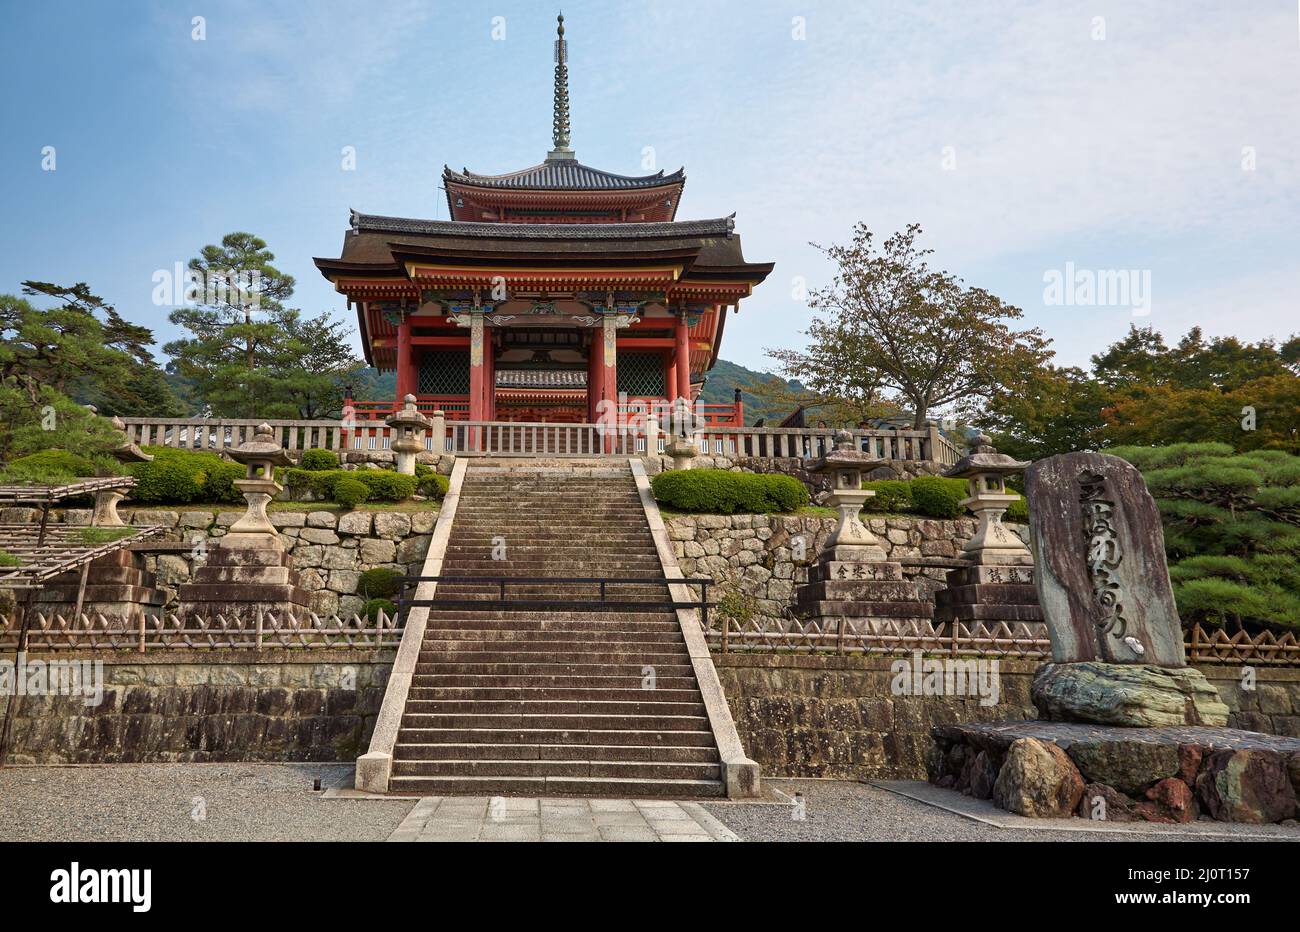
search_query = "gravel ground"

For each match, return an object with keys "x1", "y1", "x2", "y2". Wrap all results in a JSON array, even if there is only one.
[
  {"x1": 0, "y1": 763, "x2": 414, "y2": 842},
  {"x1": 704, "y1": 779, "x2": 1300, "y2": 842}
]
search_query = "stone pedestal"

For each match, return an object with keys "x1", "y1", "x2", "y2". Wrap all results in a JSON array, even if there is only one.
[
  {"x1": 933, "y1": 435, "x2": 1043, "y2": 627},
  {"x1": 934, "y1": 562, "x2": 1044, "y2": 625},
  {"x1": 1032, "y1": 661, "x2": 1229, "y2": 727},
  {"x1": 794, "y1": 431, "x2": 930, "y2": 628},
  {"x1": 33, "y1": 549, "x2": 166, "y2": 625},
  {"x1": 175, "y1": 533, "x2": 313, "y2": 620},
  {"x1": 91, "y1": 489, "x2": 128, "y2": 527},
  {"x1": 176, "y1": 423, "x2": 313, "y2": 620}
]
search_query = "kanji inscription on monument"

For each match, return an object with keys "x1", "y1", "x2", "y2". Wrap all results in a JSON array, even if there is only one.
[{"x1": 1025, "y1": 451, "x2": 1186, "y2": 667}]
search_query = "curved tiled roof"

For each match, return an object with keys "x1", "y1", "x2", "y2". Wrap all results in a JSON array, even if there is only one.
[
  {"x1": 444, "y1": 159, "x2": 684, "y2": 191},
  {"x1": 350, "y1": 211, "x2": 733, "y2": 240}
]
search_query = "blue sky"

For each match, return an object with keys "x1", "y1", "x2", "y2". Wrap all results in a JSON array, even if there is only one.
[{"x1": 1, "y1": 0, "x2": 1297, "y2": 377}]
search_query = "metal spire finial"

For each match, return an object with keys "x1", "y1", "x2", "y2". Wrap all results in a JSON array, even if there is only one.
[{"x1": 549, "y1": 13, "x2": 574, "y2": 159}]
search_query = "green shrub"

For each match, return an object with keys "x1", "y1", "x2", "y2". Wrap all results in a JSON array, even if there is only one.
[
  {"x1": 0, "y1": 449, "x2": 102, "y2": 486},
  {"x1": 909, "y1": 476, "x2": 967, "y2": 519},
  {"x1": 128, "y1": 447, "x2": 244, "y2": 504},
  {"x1": 299, "y1": 449, "x2": 338, "y2": 471},
  {"x1": 333, "y1": 477, "x2": 369, "y2": 508},
  {"x1": 418, "y1": 472, "x2": 450, "y2": 500},
  {"x1": 0, "y1": 549, "x2": 19, "y2": 568},
  {"x1": 362, "y1": 598, "x2": 398, "y2": 621},
  {"x1": 77, "y1": 527, "x2": 136, "y2": 545},
  {"x1": 356, "y1": 470, "x2": 418, "y2": 502},
  {"x1": 1005, "y1": 495, "x2": 1029, "y2": 524},
  {"x1": 283, "y1": 467, "x2": 417, "y2": 503},
  {"x1": 358, "y1": 567, "x2": 402, "y2": 600},
  {"x1": 651, "y1": 469, "x2": 808, "y2": 514},
  {"x1": 861, "y1": 479, "x2": 914, "y2": 514}
]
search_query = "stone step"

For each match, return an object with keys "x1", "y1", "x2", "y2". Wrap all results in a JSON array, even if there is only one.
[
  {"x1": 420, "y1": 628, "x2": 684, "y2": 643},
  {"x1": 419, "y1": 638, "x2": 687, "y2": 656},
  {"x1": 418, "y1": 608, "x2": 678, "y2": 621},
  {"x1": 412, "y1": 663, "x2": 696, "y2": 680},
  {"x1": 398, "y1": 711, "x2": 710, "y2": 731},
  {"x1": 409, "y1": 674, "x2": 701, "y2": 690},
  {"x1": 394, "y1": 727, "x2": 718, "y2": 748},
  {"x1": 403, "y1": 698, "x2": 707, "y2": 716},
  {"x1": 414, "y1": 649, "x2": 691, "y2": 665},
  {"x1": 406, "y1": 686, "x2": 703, "y2": 702},
  {"x1": 389, "y1": 758, "x2": 721, "y2": 780},
  {"x1": 392, "y1": 741, "x2": 718, "y2": 763},
  {"x1": 385, "y1": 774, "x2": 724, "y2": 799}
]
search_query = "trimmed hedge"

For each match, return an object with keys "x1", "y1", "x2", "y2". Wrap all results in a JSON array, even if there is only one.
[
  {"x1": 300, "y1": 448, "x2": 338, "y2": 471},
  {"x1": 283, "y1": 467, "x2": 418, "y2": 503},
  {"x1": 0, "y1": 449, "x2": 104, "y2": 486},
  {"x1": 333, "y1": 477, "x2": 368, "y2": 508},
  {"x1": 910, "y1": 476, "x2": 967, "y2": 519},
  {"x1": 1005, "y1": 496, "x2": 1029, "y2": 524},
  {"x1": 651, "y1": 469, "x2": 808, "y2": 514},
  {"x1": 363, "y1": 598, "x2": 398, "y2": 621},
  {"x1": 862, "y1": 475, "x2": 970, "y2": 519},
  {"x1": 129, "y1": 447, "x2": 244, "y2": 504},
  {"x1": 418, "y1": 472, "x2": 450, "y2": 500},
  {"x1": 860, "y1": 479, "x2": 914, "y2": 514}
]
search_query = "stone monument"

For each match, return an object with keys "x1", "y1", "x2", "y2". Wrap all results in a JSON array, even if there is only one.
[
  {"x1": 1025, "y1": 451, "x2": 1228, "y2": 727},
  {"x1": 386, "y1": 394, "x2": 430, "y2": 476},
  {"x1": 933, "y1": 435, "x2": 1043, "y2": 626},
  {"x1": 176, "y1": 424, "x2": 313, "y2": 619},
  {"x1": 793, "y1": 431, "x2": 930, "y2": 628}
]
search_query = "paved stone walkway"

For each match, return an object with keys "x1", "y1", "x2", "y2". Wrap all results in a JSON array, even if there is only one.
[{"x1": 386, "y1": 796, "x2": 739, "y2": 842}]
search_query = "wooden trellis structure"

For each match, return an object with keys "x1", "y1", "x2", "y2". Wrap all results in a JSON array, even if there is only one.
[{"x1": 0, "y1": 478, "x2": 163, "y2": 766}]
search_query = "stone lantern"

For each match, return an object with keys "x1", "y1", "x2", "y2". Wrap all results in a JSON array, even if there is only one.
[
  {"x1": 226, "y1": 422, "x2": 293, "y2": 541},
  {"x1": 92, "y1": 415, "x2": 154, "y2": 527},
  {"x1": 806, "y1": 429, "x2": 886, "y2": 562},
  {"x1": 944, "y1": 434, "x2": 1031, "y2": 565},
  {"x1": 664, "y1": 397, "x2": 699, "y2": 470},
  {"x1": 385, "y1": 394, "x2": 430, "y2": 476},
  {"x1": 794, "y1": 429, "x2": 931, "y2": 631}
]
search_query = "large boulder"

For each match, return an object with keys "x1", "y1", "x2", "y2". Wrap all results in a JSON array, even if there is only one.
[
  {"x1": 1196, "y1": 749, "x2": 1298, "y2": 824},
  {"x1": 1065, "y1": 739, "x2": 1179, "y2": 796},
  {"x1": 1077, "y1": 782, "x2": 1137, "y2": 822},
  {"x1": 993, "y1": 737, "x2": 1085, "y2": 817},
  {"x1": 1032, "y1": 661, "x2": 1229, "y2": 727},
  {"x1": 1139, "y1": 778, "x2": 1199, "y2": 824}
]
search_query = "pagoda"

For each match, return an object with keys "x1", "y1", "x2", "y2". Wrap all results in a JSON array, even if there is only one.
[{"x1": 315, "y1": 15, "x2": 772, "y2": 428}]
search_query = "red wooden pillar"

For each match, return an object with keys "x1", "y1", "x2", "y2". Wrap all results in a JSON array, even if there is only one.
[
  {"x1": 587, "y1": 330, "x2": 601, "y2": 422},
  {"x1": 395, "y1": 315, "x2": 414, "y2": 407},
  {"x1": 674, "y1": 311, "x2": 691, "y2": 401},
  {"x1": 666, "y1": 353, "x2": 678, "y2": 403},
  {"x1": 485, "y1": 331, "x2": 496, "y2": 420},
  {"x1": 468, "y1": 311, "x2": 485, "y2": 423}
]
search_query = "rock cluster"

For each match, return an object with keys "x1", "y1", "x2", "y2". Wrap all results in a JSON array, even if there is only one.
[{"x1": 930, "y1": 721, "x2": 1300, "y2": 824}]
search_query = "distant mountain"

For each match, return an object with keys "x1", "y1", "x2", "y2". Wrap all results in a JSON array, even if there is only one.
[{"x1": 700, "y1": 359, "x2": 803, "y2": 426}]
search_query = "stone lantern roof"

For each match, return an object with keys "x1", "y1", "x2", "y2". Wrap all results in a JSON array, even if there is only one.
[
  {"x1": 108, "y1": 415, "x2": 153, "y2": 464},
  {"x1": 943, "y1": 434, "x2": 1029, "y2": 479},
  {"x1": 385, "y1": 395, "x2": 431, "y2": 430},
  {"x1": 228, "y1": 423, "x2": 293, "y2": 468},
  {"x1": 807, "y1": 429, "x2": 883, "y2": 475}
]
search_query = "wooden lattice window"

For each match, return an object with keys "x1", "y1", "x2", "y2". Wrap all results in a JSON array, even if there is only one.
[
  {"x1": 617, "y1": 352, "x2": 665, "y2": 397},
  {"x1": 418, "y1": 351, "x2": 470, "y2": 395}
]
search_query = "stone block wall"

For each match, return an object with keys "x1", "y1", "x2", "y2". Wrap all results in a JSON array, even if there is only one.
[
  {"x1": 713, "y1": 654, "x2": 1300, "y2": 780},
  {"x1": 664, "y1": 513, "x2": 1013, "y2": 619},
  {"x1": 0, "y1": 651, "x2": 393, "y2": 764},
  {"x1": 6, "y1": 506, "x2": 439, "y2": 618}
]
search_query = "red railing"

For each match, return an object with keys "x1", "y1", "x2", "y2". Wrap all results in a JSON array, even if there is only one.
[{"x1": 347, "y1": 396, "x2": 471, "y2": 422}]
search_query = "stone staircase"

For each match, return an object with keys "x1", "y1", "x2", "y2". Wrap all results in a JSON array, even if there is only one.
[{"x1": 388, "y1": 459, "x2": 725, "y2": 797}]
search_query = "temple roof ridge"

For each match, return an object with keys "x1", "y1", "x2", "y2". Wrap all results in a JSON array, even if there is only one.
[
  {"x1": 442, "y1": 160, "x2": 685, "y2": 192},
  {"x1": 350, "y1": 210, "x2": 733, "y2": 239}
]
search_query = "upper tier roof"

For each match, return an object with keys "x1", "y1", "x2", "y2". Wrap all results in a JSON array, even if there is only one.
[{"x1": 443, "y1": 160, "x2": 685, "y2": 192}]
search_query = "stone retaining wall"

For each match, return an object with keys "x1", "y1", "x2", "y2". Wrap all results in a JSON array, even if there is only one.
[
  {"x1": 713, "y1": 653, "x2": 1300, "y2": 780},
  {"x1": 664, "y1": 513, "x2": 1018, "y2": 618},
  {"x1": 0, "y1": 506, "x2": 438, "y2": 618},
  {"x1": 0, "y1": 651, "x2": 393, "y2": 764}
]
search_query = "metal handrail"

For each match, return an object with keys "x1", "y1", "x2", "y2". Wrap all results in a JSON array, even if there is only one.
[{"x1": 396, "y1": 574, "x2": 715, "y2": 630}]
